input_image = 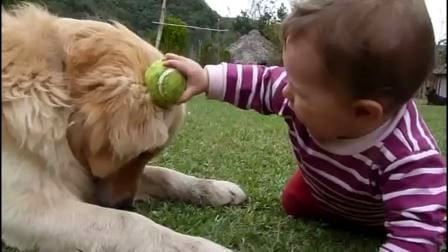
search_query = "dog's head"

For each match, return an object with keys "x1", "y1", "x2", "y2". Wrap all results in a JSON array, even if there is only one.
[{"x1": 61, "y1": 19, "x2": 181, "y2": 210}]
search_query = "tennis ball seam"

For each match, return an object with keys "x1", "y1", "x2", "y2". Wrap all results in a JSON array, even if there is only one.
[{"x1": 157, "y1": 68, "x2": 175, "y2": 98}]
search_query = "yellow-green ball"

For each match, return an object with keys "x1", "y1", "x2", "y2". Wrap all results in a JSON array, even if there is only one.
[{"x1": 144, "y1": 59, "x2": 186, "y2": 109}]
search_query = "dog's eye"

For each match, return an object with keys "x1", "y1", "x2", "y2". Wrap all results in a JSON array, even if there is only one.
[
  {"x1": 92, "y1": 176, "x2": 101, "y2": 184},
  {"x1": 61, "y1": 61, "x2": 66, "y2": 71}
]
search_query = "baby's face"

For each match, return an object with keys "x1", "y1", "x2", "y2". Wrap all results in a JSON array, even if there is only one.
[{"x1": 282, "y1": 37, "x2": 360, "y2": 143}]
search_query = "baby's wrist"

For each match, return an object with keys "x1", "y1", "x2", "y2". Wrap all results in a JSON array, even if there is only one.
[
  {"x1": 202, "y1": 68, "x2": 210, "y2": 94},
  {"x1": 203, "y1": 64, "x2": 225, "y2": 100}
]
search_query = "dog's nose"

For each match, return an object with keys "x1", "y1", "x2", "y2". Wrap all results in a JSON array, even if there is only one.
[
  {"x1": 93, "y1": 177, "x2": 136, "y2": 211},
  {"x1": 95, "y1": 190, "x2": 136, "y2": 211},
  {"x1": 114, "y1": 198, "x2": 135, "y2": 211}
]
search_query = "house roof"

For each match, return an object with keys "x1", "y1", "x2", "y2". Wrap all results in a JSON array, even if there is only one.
[{"x1": 226, "y1": 30, "x2": 278, "y2": 65}]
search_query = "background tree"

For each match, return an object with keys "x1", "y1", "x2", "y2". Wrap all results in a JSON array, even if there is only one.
[
  {"x1": 231, "y1": 0, "x2": 289, "y2": 60},
  {"x1": 436, "y1": 39, "x2": 447, "y2": 67},
  {"x1": 232, "y1": 11, "x2": 254, "y2": 35},
  {"x1": 2, "y1": 0, "x2": 220, "y2": 38},
  {"x1": 3, "y1": 0, "x2": 289, "y2": 63},
  {"x1": 158, "y1": 16, "x2": 189, "y2": 55},
  {"x1": 276, "y1": 3, "x2": 288, "y2": 21}
]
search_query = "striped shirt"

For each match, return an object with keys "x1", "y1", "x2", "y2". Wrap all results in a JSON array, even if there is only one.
[{"x1": 205, "y1": 63, "x2": 446, "y2": 252}]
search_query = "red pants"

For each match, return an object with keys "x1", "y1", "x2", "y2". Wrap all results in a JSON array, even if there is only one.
[
  {"x1": 281, "y1": 169, "x2": 386, "y2": 234},
  {"x1": 281, "y1": 169, "x2": 324, "y2": 218}
]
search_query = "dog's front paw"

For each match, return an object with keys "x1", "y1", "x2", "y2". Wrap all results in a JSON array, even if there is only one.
[
  {"x1": 194, "y1": 179, "x2": 247, "y2": 206},
  {"x1": 181, "y1": 236, "x2": 233, "y2": 252}
]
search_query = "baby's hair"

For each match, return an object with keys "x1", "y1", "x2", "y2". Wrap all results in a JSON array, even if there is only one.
[{"x1": 282, "y1": 0, "x2": 435, "y2": 110}]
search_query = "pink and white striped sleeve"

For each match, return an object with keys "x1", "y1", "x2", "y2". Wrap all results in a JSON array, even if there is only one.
[
  {"x1": 379, "y1": 151, "x2": 446, "y2": 252},
  {"x1": 204, "y1": 63, "x2": 290, "y2": 116}
]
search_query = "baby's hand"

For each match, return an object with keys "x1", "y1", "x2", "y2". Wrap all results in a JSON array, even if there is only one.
[{"x1": 163, "y1": 53, "x2": 208, "y2": 104}]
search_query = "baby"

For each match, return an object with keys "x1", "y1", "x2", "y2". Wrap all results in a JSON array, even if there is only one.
[{"x1": 164, "y1": 0, "x2": 446, "y2": 251}]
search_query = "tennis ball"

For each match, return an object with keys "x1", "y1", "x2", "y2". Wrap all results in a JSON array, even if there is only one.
[{"x1": 144, "y1": 59, "x2": 186, "y2": 109}]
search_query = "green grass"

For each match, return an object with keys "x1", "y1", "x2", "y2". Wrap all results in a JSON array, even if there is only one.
[
  {"x1": 415, "y1": 99, "x2": 447, "y2": 155},
  {"x1": 139, "y1": 97, "x2": 445, "y2": 252},
  {"x1": 2, "y1": 97, "x2": 445, "y2": 252}
]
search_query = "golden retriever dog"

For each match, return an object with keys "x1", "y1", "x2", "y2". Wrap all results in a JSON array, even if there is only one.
[{"x1": 2, "y1": 3, "x2": 247, "y2": 251}]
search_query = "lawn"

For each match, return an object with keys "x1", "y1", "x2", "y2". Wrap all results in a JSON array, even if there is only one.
[
  {"x1": 2, "y1": 97, "x2": 446, "y2": 252},
  {"x1": 137, "y1": 97, "x2": 446, "y2": 252}
]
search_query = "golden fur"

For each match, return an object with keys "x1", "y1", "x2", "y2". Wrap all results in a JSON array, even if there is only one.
[{"x1": 2, "y1": 4, "x2": 246, "y2": 251}]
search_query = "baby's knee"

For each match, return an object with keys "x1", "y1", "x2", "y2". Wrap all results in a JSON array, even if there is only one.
[{"x1": 280, "y1": 190, "x2": 302, "y2": 218}]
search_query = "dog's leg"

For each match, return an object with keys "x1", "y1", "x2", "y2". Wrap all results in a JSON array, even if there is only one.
[
  {"x1": 135, "y1": 165, "x2": 247, "y2": 206},
  {"x1": 2, "y1": 198, "x2": 232, "y2": 252}
]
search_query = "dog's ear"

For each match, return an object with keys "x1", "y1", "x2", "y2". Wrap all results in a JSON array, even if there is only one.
[
  {"x1": 67, "y1": 111, "x2": 126, "y2": 178},
  {"x1": 64, "y1": 24, "x2": 169, "y2": 178}
]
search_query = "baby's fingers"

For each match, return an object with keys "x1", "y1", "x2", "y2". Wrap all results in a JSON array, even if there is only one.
[
  {"x1": 177, "y1": 86, "x2": 197, "y2": 104},
  {"x1": 164, "y1": 53, "x2": 185, "y2": 61},
  {"x1": 163, "y1": 59, "x2": 190, "y2": 76}
]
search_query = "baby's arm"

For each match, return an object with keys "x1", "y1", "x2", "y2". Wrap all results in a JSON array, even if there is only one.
[
  {"x1": 205, "y1": 63, "x2": 290, "y2": 116},
  {"x1": 163, "y1": 53, "x2": 292, "y2": 116},
  {"x1": 379, "y1": 151, "x2": 446, "y2": 252}
]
